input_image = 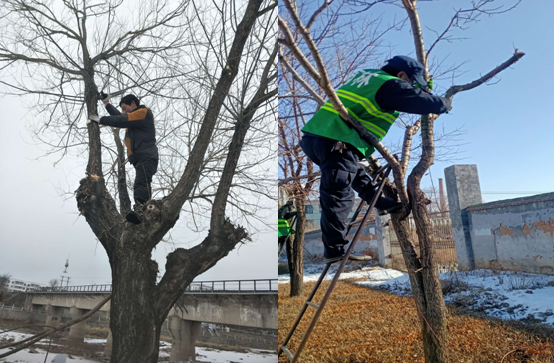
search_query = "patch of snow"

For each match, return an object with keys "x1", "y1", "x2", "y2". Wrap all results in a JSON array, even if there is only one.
[
  {"x1": 0, "y1": 348, "x2": 100, "y2": 363},
  {"x1": 278, "y1": 263, "x2": 379, "y2": 284},
  {"x1": 83, "y1": 338, "x2": 106, "y2": 345},
  {"x1": 195, "y1": 347, "x2": 277, "y2": 363},
  {"x1": 0, "y1": 332, "x2": 36, "y2": 343},
  {"x1": 354, "y1": 268, "x2": 554, "y2": 326}
]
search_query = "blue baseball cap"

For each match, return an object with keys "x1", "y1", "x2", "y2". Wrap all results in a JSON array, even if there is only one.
[{"x1": 385, "y1": 55, "x2": 428, "y2": 87}]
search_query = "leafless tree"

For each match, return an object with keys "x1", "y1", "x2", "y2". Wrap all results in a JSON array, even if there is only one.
[
  {"x1": 0, "y1": 0, "x2": 276, "y2": 362},
  {"x1": 278, "y1": 0, "x2": 523, "y2": 361},
  {"x1": 278, "y1": 0, "x2": 404, "y2": 297},
  {"x1": 0, "y1": 274, "x2": 10, "y2": 302},
  {"x1": 48, "y1": 279, "x2": 59, "y2": 289}
]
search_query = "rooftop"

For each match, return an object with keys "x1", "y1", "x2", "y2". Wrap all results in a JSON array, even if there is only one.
[{"x1": 466, "y1": 192, "x2": 554, "y2": 212}]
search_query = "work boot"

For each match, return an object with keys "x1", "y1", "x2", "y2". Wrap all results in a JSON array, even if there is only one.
[
  {"x1": 323, "y1": 244, "x2": 345, "y2": 264},
  {"x1": 126, "y1": 203, "x2": 145, "y2": 224},
  {"x1": 375, "y1": 196, "x2": 402, "y2": 216},
  {"x1": 323, "y1": 245, "x2": 372, "y2": 264}
]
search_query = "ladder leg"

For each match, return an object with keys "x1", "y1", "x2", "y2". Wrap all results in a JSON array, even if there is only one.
[
  {"x1": 281, "y1": 166, "x2": 393, "y2": 362},
  {"x1": 278, "y1": 262, "x2": 332, "y2": 356}
]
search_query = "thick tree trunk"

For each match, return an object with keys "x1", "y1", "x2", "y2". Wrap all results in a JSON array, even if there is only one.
[
  {"x1": 110, "y1": 230, "x2": 162, "y2": 363},
  {"x1": 289, "y1": 197, "x2": 305, "y2": 297}
]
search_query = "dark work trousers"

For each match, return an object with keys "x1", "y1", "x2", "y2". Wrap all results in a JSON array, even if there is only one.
[
  {"x1": 300, "y1": 134, "x2": 376, "y2": 251},
  {"x1": 133, "y1": 156, "x2": 158, "y2": 205}
]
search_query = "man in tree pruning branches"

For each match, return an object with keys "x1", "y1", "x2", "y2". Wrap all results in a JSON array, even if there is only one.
[
  {"x1": 89, "y1": 92, "x2": 159, "y2": 225},
  {"x1": 300, "y1": 55, "x2": 451, "y2": 262}
]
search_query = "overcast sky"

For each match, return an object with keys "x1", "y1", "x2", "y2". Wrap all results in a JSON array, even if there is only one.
[{"x1": 0, "y1": 94, "x2": 277, "y2": 286}]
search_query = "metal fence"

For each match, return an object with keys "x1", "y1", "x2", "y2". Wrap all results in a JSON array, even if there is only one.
[
  {"x1": 390, "y1": 211, "x2": 458, "y2": 272},
  {"x1": 27, "y1": 279, "x2": 278, "y2": 294},
  {"x1": 185, "y1": 279, "x2": 277, "y2": 293}
]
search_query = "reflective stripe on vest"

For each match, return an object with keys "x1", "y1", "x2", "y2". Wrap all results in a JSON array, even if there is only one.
[
  {"x1": 278, "y1": 218, "x2": 292, "y2": 237},
  {"x1": 301, "y1": 70, "x2": 399, "y2": 159}
]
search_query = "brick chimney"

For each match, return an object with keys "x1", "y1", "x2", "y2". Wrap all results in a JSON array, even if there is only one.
[{"x1": 439, "y1": 178, "x2": 447, "y2": 212}]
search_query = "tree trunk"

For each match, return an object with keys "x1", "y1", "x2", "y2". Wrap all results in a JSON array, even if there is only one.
[
  {"x1": 409, "y1": 188, "x2": 449, "y2": 363},
  {"x1": 289, "y1": 197, "x2": 305, "y2": 297},
  {"x1": 110, "y1": 230, "x2": 162, "y2": 363},
  {"x1": 391, "y1": 190, "x2": 450, "y2": 363}
]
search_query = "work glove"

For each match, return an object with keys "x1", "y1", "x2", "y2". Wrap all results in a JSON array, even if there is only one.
[
  {"x1": 98, "y1": 91, "x2": 110, "y2": 104},
  {"x1": 88, "y1": 115, "x2": 100, "y2": 124}
]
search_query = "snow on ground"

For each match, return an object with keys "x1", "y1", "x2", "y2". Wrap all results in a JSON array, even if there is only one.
[
  {"x1": 0, "y1": 349, "x2": 99, "y2": 363},
  {"x1": 1, "y1": 332, "x2": 275, "y2": 363},
  {"x1": 82, "y1": 338, "x2": 105, "y2": 345},
  {"x1": 194, "y1": 347, "x2": 277, "y2": 363},
  {"x1": 279, "y1": 265, "x2": 554, "y2": 326},
  {"x1": 278, "y1": 263, "x2": 379, "y2": 284},
  {"x1": 356, "y1": 268, "x2": 554, "y2": 325},
  {"x1": 0, "y1": 331, "x2": 36, "y2": 343}
]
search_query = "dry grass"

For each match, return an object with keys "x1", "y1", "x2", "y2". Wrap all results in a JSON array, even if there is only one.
[{"x1": 279, "y1": 281, "x2": 554, "y2": 363}]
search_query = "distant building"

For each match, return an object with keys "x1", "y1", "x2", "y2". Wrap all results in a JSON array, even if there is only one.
[
  {"x1": 304, "y1": 198, "x2": 375, "y2": 232},
  {"x1": 7, "y1": 279, "x2": 45, "y2": 292}
]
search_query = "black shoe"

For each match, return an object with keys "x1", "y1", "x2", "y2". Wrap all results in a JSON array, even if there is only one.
[
  {"x1": 375, "y1": 196, "x2": 402, "y2": 216},
  {"x1": 323, "y1": 245, "x2": 345, "y2": 264},
  {"x1": 126, "y1": 203, "x2": 145, "y2": 224}
]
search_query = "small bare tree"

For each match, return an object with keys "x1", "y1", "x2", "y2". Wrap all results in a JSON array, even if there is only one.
[
  {"x1": 0, "y1": 274, "x2": 11, "y2": 302},
  {"x1": 48, "y1": 279, "x2": 59, "y2": 289},
  {"x1": 279, "y1": 0, "x2": 523, "y2": 361},
  {"x1": 0, "y1": 0, "x2": 276, "y2": 362}
]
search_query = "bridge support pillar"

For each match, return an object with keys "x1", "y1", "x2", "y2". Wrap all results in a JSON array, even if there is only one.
[
  {"x1": 68, "y1": 307, "x2": 87, "y2": 343},
  {"x1": 104, "y1": 330, "x2": 113, "y2": 358},
  {"x1": 169, "y1": 316, "x2": 201, "y2": 361},
  {"x1": 45, "y1": 304, "x2": 63, "y2": 329}
]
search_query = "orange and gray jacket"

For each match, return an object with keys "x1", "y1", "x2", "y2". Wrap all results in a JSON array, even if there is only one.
[{"x1": 100, "y1": 104, "x2": 158, "y2": 165}]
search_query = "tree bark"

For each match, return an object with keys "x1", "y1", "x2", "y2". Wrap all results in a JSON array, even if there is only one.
[
  {"x1": 110, "y1": 230, "x2": 161, "y2": 363},
  {"x1": 289, "y1": 196, "x2": 305, "y2": 297}
]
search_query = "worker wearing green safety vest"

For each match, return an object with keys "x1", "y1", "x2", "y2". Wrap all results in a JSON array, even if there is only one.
[
  {"x1": 300, "y1": 55, "x2": 452, "y2": 262},
  {"x1": 278, "y1": 200, "x2": 296, "y2": 254},
  {"x1": 278, "y1": 218, "x2": 293, "y2": 238},
  {"x1": 302, "y1": 70, "x2": 400, "y2": 160}
]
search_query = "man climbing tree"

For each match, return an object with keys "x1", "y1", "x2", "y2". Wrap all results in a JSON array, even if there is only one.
[
  {"x1": 300, "y1": 55, "x2": 451, "y2": 262},
  {"x1": 90, "y1": 92, "x2": 159, "y2": 224}
]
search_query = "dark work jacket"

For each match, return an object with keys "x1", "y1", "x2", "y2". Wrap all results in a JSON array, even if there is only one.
[
  {"x1": 375, "y1": 78, "x2": 451, "y2": 115},
  {"x1": 100, "y1": 104, "x2": 158, "y2": 165},
  {"x1": 304, "y1": 77, "x2": 451, "y2": 159}
]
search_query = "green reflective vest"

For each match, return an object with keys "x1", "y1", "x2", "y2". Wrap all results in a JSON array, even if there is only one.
[
  {"x1": 302, "y1": 70, "x2": 400, "y2": 159},
  {"x1": 278, "y1": 218, "x2": 294, "y2": 237}
]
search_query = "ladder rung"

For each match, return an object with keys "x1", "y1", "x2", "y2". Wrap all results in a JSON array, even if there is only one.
[
  {"x1": 306, "y1": 301, "x2": 320, "y2": 309},
  {"x1": 282, "y1": 346, "x2": 294, "y2": 360}
]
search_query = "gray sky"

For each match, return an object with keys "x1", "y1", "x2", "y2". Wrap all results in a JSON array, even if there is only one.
[{"x1": 0, "y1": 94, "x2": 277, "y2": 286}]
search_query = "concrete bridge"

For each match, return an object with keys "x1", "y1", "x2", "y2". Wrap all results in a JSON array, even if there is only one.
[{"x1": 24, "y1": 279, "x2": 278, "y2": 361}]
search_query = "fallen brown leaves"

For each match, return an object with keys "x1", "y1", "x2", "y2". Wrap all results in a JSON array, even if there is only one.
[{"x1": 279, "y1": 281, "x2": 554, "y2": 363}]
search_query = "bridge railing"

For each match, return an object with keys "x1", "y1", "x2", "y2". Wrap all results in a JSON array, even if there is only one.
[
  {"x1": 27, "y1": 284, "x2": 113, "y2": 293},
  {"x1": 185, "y1": 279, "x2": 277, "y2": 293},
  {"x1": 26, "y1": 279, "x2": 278, "y2": 294}
]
